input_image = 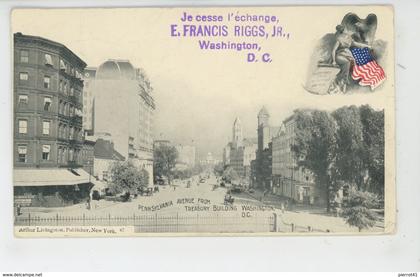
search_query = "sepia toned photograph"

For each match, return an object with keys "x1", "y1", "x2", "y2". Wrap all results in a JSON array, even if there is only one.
[{"x1": 11, "y1": 6, "x2": 395, "y2": 237}]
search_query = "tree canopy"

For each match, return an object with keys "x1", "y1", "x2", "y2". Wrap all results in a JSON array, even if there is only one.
[
  {"x1": 292, "y1": 105, "x2": 385, "y2": 211},
  {"x1": 153, "y1": 144, "x2": 178, "y2": 183},
  {"x1": 109, "y1": 161, "x2": 149, "y2": 194}
]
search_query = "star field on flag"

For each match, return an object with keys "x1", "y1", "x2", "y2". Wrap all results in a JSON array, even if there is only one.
[{"x1": 350, "y1": 47, "x2": 386, "y2": 90}]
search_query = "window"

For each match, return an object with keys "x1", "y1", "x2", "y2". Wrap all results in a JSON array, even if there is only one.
[
  {"x1": 44, "y1": 54, "x2": 53, "y2": 66},
  {"x1": 18, "y1": 119, "x2": 27, "y2": 134},
  {"x1": 20, "y1": 50, "x2": 29, "y2": 63},
  {"x1": 69, "y1": 149, "x2": 74, "y2": 161},
  {"x1": 42, "y1": 120, "x2": 50, "y2": 135},
  {"x1": 59, "y1": 100, "x2": 63, "y2": 114},
  {"x1": 18, "y1": 95, "x2": 28, "y2": 105},
  {"x1": 18, "y1": 145, "x2": 27, "y2": 162},
  {"x1": 62, "y1": 148, "x2": 67, "y2": 163},
  {"x1": 43, "y1": 97, "x2": 52, "y2": 111},
  {"x1": 43, "y1": 76, "x2": 50, "y2": 89},
  {"x1": 60, "y1": 59, "x2": 66, "y2": 70},
  {"x1": 69, "y1": 127, "x2": 74, "y2": 139},
  {"x1": 58, "y1": 147, "x2": 62, "y2": 163},
  {"x1": 42, "y1": 145, "x2": 50, "y2": 160},
  {"x1": 19, "y1": 72, "x2": 28, "y2": 81}
]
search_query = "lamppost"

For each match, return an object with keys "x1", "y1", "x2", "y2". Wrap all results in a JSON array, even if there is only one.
[{"x1": 88, "y1": 160, "x2": 92, "y2": 183}]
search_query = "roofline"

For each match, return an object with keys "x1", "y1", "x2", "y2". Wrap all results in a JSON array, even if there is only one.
[{"x1": 14, "y1": 32, "x2": 87, "y2": 68}]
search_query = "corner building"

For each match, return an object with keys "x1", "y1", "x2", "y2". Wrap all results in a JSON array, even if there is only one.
[{"x1": 14, "y1": 33, "x2": 86, "y2": 168}]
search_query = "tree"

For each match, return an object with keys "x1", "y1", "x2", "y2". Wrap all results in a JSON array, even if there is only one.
[
  {"x1": 342, "y1": 190, "x2": 379, "y2": 232},
  {"x1": 292, "y1": 109, "x2": 338, "y2": 212},
  {"x1": 109, "y1": 161, "x2": 149, "y2": 194},
  {"x1": 222, "y1": 166, "x2": 239, "y2": 183},
  {"x1": 359, "y1": 105, "x2": 385, "y2": 197},
  {"x1": 213, "y1": 162, "x2": 225, "y2": 177},
  {"x1": 153, "y1": 144, "x2": 178, "y2": 184},
  {"x1": 332, "y1": 106, "x2": 365, "y2": 190}
]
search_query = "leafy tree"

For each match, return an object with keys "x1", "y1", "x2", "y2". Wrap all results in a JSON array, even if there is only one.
[
  {"x1": 342, "y1": 190, "x2": 379, "y2": 231},
  {"x1": 292, "y1": 109, "x2": 338, "y2": 212},
  {"x1": 213, "y1": 162, "x2": 225, "y2": 176},
  {"x1": 222, "y1": 166, "x2": 239, "y2": 183},
  {"x1": 109, "y1": 161, "x2": 149, "y2": 194},
  {"x1": 332, "y1": 106, "x2": 365, "y2": 189},
  {"x1": 359, "y1": 105, "x2": 385, "y2": 197},
  {"x1": 153, "y1": 144, "x2": 178, "y2": 184}
]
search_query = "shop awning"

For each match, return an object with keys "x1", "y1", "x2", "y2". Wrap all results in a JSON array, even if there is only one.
[{"x1": 14, "y1": 168, "x2": 90, "y2": 187}]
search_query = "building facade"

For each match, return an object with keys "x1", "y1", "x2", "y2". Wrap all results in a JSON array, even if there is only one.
[
  {"x1": 271, "y1": 113, "x2": 319, "y2": 204},
  {"x1": 82, "y1": 67, "x2": 97, "y2": 135},
  {"x1": 93, "y1": 136, "x2": 125, "y2": 182},
  {"x1": 13, "y1": 33, "x2": 91, "y2": 207},
  {"x1": 223, "y1": 118, "x2": 257, "y2": 182},
  {"x1": 88, "y1": 60, "x2": 155, "y2": 186},
  {"x1": 14, "y1": 32, "x2": 87, "y2": 169},
  {"x1": 254, "y1": 106, "x2": 279, "y2": 190},
  {"x1": 175, "y1": 144, "x2": 196, "y2": 169}
]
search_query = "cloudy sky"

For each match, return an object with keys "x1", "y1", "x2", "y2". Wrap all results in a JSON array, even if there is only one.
[{"x1": 12, "y1": 7, "x2": 393, "y2": 159}]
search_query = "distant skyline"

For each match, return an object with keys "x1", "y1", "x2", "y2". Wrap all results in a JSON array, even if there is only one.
[{"x1": 12, "y1": 9, "x2": 388, "y2": 160}]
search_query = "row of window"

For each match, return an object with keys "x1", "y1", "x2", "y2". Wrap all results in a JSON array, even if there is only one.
[
  {"x1": 19, "y1": 50, "x2": 83, "y2": 79},
  {"x1": 18, "y1": 94, "x2": 83, "y2": 120},
  {"x1": 17, "y1": 144, "x2": 81, "y2": 164},
  {"x1": 18, "y1": 95, "x2": 52, "y2": 111},
  {"x1": 17, "y1": 144, "x2": 50, "y2": 162},
  {"x1": 19, "y1": 71, "x2": 81, "y2": 100},
  {"x1": 58, "y1": 123, "x2": 83, "y2": 141},
  {"x1": 19, "y1": 72, "x2": 51, "y2": 89},
  {"x1": 18, "y1": 119, "x2": 51, "y2": 135},
  {"x1": 59, "y1": 100, "x2": 82, "y2": 117},
  {"x1": 18, "y1": 119, "x2": 82, "y2": 140}
]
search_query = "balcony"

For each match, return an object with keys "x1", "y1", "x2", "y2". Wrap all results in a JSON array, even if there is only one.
[
  {"x1": 69, "y1": 115, "x2": 82, "y2": 125},
  {"x1": 68, "y1": 95, "x2": 78, "y2": 104}
]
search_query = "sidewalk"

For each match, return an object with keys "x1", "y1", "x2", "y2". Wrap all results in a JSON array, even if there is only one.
[{"x1": 244, "y1": 188, "x2": 327, "y2": 215}]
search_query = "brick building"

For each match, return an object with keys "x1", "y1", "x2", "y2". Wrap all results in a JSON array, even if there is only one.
[{"x1": 13, "y1": 33, "x2": 91, "y2": 207}]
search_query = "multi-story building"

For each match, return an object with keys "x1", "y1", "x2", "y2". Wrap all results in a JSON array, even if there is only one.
[
  {"x1": 223, "y1": 118, "x2": 257, "y2": 182},
  {"x1": 271, "y1": 113, "x2": 319, "y2": 204},
  {"x1": 175, "y1": 144, "x2": 196, "y2": 169},
  {"x1": 254, "y1": 106, "x2": 279, "y2": 190},
  {"x1": 93, "y1": 134, "x2": 125, "y2": 182},
  {"x1": 222, "y1": 142, "x2": 232, "y2": 166},
  {"x1": 82, "y1": 67, "x2": 97, "y2": 135},
  {"x1": 90, "y1": 59, "x2": 155, "y2": 186},
  {"x1": 13, "y1": 33, "x2": 91, "y2": 207},
  {"x1": 14, "y1": 32, "x2": 87, "y2": 168}
]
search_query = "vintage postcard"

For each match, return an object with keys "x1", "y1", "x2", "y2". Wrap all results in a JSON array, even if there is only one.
[{"x1": 11, "y1": 6, "x2": 395, "y2": 237}]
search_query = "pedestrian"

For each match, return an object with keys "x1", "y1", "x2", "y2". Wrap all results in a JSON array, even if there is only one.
[
  {"x1": 86, "y1": 197, "x2": 91, "y2": 210},
  {"x1": 16, "y1": 204, "x2": 21, "y2": 216},
  {"x1": 281, "y1": 202, "x2": 285, "y2": 214}
]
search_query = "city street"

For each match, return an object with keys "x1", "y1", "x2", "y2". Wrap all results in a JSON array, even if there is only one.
[{"x1": 17, "y1": 173, "x2": 384, "y2": 233}]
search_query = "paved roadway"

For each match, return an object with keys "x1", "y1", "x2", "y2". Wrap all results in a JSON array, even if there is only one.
[{"x1": 18, "y1": 173, "x2": 385, "y2": 233}]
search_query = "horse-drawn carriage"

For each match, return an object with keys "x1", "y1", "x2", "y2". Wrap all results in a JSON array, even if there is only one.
[
  {"x1": 224, "y1": 194, "x2": 234, "y2": 205},
  {"x1": 138, "y1": 187, "x2": 153, "y2": 196}
]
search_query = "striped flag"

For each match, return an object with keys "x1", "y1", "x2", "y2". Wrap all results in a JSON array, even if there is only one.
[{"x1": 350, "y1": 47, "x2": 386, "y2": 90}]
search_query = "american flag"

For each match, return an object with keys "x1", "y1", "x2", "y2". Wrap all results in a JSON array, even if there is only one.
[{"x1": 350, "y1": 47, "x2": 386, "y2": 90}]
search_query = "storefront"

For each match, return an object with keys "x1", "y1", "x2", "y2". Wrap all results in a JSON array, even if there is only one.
[{"x1": 14, "y1": 168, "x2": 93, "y2": 207}]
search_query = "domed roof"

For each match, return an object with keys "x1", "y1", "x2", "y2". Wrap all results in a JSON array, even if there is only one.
[
  {"x1": 258, "y1": 106, "x2": 270, "y2": 117},
  {"x1": 96, "y1": 59, "x2": 136, "y2": 80}
]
